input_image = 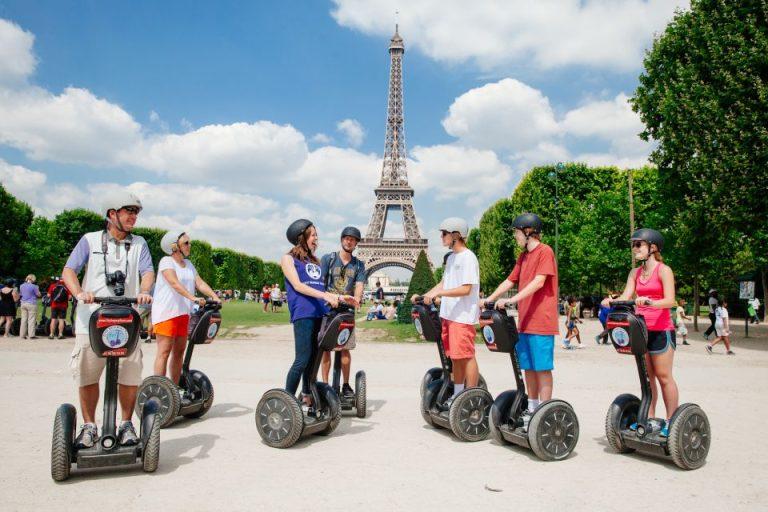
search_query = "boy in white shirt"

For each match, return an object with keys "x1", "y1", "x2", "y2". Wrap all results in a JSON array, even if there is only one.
[
  {"x1": 414, "y1": 218, "x2": 480, "y2": 402},
  {"x1": 707, "y1": 299, "x2": 735, "y2": 355}
]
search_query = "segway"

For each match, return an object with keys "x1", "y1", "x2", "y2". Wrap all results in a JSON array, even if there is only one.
[
  {"x1": 605, "y1": 300, "x2": 710, "y2": 470},
  {"x1": 412, "y1": 297, "x2": 492, "y2": 442},
  {"x1": 255, "y1": 304, "x2": 353, "y2": 448},
  {"x1": 50, "y1": 297, "x2": 160, "y2": 481},
  {"x1": 135, "y1": 300, "x2": 222, "y2": 428},
  {"x1": 330, "y1": 345, "x2": 367, "y2": 418},
  {"x1": 480, "y1": 303, "x2": 579, "y2": 460}
]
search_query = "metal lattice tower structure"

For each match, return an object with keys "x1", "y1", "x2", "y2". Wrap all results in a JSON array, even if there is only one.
[{"x1": 356, "y1": 26, "x2": 430, "y2": 277}]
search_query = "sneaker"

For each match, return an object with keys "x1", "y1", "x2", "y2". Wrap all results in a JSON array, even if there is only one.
[
  {"x1": 705, "y1": 345, "x2": 713, "y2": 354},
  {"x1": 562, "y1": 341, "x2": 571, "y2": 349},
  {"x1": 117, "y1": 421, "x2": 139, "y2": 446},
  {"x1": 594, "y1": 334, "x2": 601, "y2": 344},
  {"x1": 48, "y1": 334, "x2": 54, "y2": 340},
  {"x1": 682, "y1": 341, "x2": 690, "y2": 345},
  {"x1": 57, "y1": 335, "x2": 64, "y2": 340},
  {"x1": 727, "y1": 350, "x2": 735, "y2": 355},
  {"x1": 629, "y1": 422, "x2": 638, "y2": 431},
  {"x1": 660, "y1": 424, "x2": 669, "y2": 437},
  {"x1": 342, "y1": 383, "x2": 355, "y2": 398},
  {"x1": 75, "y1": 423, "x2": 98, "y2": 449},
  {"x1": 521, "y1": 411, "x2": 532, "y2": 431}
]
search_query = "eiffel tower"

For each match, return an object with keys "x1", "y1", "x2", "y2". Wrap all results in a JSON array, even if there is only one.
[{"x1": 356, "y1": 26, "x2": 430, "y2": 276}]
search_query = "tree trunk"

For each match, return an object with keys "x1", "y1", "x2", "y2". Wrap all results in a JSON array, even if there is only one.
[
  {"x1": 693, "y1": 275, "x2": 699, "y2": 331},
  {"x1": 762, "y1": 267, "x2": 767, "y2": 323}
]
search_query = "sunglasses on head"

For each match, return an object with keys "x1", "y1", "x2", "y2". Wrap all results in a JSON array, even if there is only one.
[{"x1": 631, "y1": 240, "x2": 645, "y2": 248}]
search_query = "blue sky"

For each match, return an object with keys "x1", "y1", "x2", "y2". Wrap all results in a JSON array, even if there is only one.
[{"x1": 0, "y1": 0, "x2": 687, "y2": 272}]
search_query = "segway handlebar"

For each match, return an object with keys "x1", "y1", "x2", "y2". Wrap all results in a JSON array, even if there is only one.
[
  {"x1": 333, "y1": 302, "x2": 354, "y2": 313},
  {"x1": 201, "y1": 298, "x2": 223, "y2": 310},
  {"x1": 93, "y1": 297, "x2": 138, "y2": 305},
  {"x1": 609, "y1": 300, "x2": 637, "y2": 308},
  {"x1": 483, "y1": 301, "x2": 496, "y2": 310},
  {"x1": 413, "y1": 295, "x2": 424, "y2": 305}
]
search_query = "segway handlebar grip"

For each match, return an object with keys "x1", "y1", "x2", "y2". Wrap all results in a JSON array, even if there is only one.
[
  {"x1": 93, "y1": 297, "x2": 138, "y2": 305},
  {"x1": 412, "y1": 296, "x2": 424, "y2": 305},
  {"x1": 483, "y1": 301, "x2": 495, "y2": 310},
  {"x1": 609, "y1": 300, "x2": 637, "y2": 308}
]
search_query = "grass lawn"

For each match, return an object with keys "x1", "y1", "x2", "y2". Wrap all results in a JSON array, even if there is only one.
[{"x1": 219, "y1": 302, "x2": 291, "y2": 336}]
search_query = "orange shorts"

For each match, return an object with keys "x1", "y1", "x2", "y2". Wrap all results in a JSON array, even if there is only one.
[
  {"x1": 441, "y1": 319, "x2": 476, "y2": 360},
  {"x1": 153, "y1": 315, "x2": 190, "y2": 338}
]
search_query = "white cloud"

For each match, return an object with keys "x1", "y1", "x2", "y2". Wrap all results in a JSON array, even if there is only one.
[
  {"x1": 311, "y1": 132, "x2": 333, "y2": 144},
  {"x1": 336, "y1": 118, "x2": 366, "y2": 147},
  {"x1": 331, "y1": 0, "x2": 687, "y2": 71},
  {"x1": 442, "y1": 79, "x2": 559, "y2": 152},
  {"x1": 0, "y1": 19, "x2": 36, "y2": 85},
  {"x1": 180, "y1": 118, "x2": 194, "y2": 132},
  {"x1": 0, "y1": 158, "x2": 46, "y2": 203}
]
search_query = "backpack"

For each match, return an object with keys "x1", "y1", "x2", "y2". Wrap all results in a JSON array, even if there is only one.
[{"x1": 52, "y1": 284, "x2": 67, "y2": 303}]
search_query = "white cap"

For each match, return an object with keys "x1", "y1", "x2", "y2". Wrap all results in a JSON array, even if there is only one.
[
  {"x1": 100, "y1": 190, "x2": 142, "y2": 218},
  {"x1": 439, "y1": 217, "x2": 469, "y2": 238}
]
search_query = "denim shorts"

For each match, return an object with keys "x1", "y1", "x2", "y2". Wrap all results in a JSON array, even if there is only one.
[{"x1": 516, "y1": 333, "x2": 554, "y2": 371}]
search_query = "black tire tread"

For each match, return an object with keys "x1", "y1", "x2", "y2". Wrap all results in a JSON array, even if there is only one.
[
  {"x1": 528, "y1": 400, "x2": 579, "y2": 461},
  {"x1": 255, "y1": 389, "x2": 304, "y2": 448},
  {"x1": 50, "y1": 407, "x2": 73, "y2": 481},
  {"x1": 669, "y1": 404, "x2": 710, "y2": 470},
  {"x1": 355, "y1": 372, "x2": 367, "y2": 418},
  {"x1": 183, "y1": 371, "x2": 215, "y2": 419},
  {"x1": 449, "y1": 387, "x2": 492, "y2": 442},
  {"x1": 142, "y1": 416, "x2": 161, "y2": 472},
  {"x1": 605, "y1": 393, "x2": 639, "y2": 454},
  {"x1": 136, "y1": 375, "x2": 181, "y2": 428}
]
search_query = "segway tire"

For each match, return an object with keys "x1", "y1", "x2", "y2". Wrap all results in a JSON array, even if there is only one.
[
  {"x1": 316, "y1": 382, "x2": 341, "y2": 436},
  {"x1": 668, "y1": 404, "x2": 710, "y2": 470},
  {"x1": 489, "y1": 390, "x2": 520, "y2": 445},
  {"x1": 421, "y1": 379, "x2": 441, "y2": 427},
  {"x1": 51, "y1": 404, "x2": 76, "y2": 482},
  {"x1": 528, "y1": 400, "x2": 579, "y2": 461},
  {"x1": 135, "y1": 375, "x2": 180, "y2": 428},
  {"x1": 183, "y1": 370, "x2": 214, "y2": 419},
  {"x1": 142, "y1": 415, "x2": 161, "y2": 472},
  {"x1": 420, "y1": 367, "x2": 443, "y2": 399},
  {"x1": 256, "y1": 389, "x2": 304, "y2": 448},
  {"x1": 449, "y1": 387, "x2": 493, "y2": 442},
  {"x1": 605, "y1": 393, "x2": 640, "y2": 454},
  {"x1": 355, "y1": 371, "x2": 367, "y2": 418}
]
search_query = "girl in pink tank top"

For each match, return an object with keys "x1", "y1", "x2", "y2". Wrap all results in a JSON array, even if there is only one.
[{"x1": 602, "y1": 228, "x2": 679, "y2": 429}]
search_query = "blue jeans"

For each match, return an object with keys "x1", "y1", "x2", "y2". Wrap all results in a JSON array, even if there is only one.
[{"x1": 285, "y1": 317, "x2": 321, "y2": 395}]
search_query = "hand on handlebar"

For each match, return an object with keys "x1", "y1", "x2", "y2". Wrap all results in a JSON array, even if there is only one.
[
  {"x1": 77, "y1": 291, "x2": 95, "y2": 304},
  {"x1": 324, "y1": 292, "x2": 340, "y2": 309},
  {"x1": 137, "y1": 293, "x2": 153, "y2": 305},
  {"x1": 340, "y1": 295, "x2": 358, "y2": 307},
  {"x1": 495, "y1": 298, "x2": 511, "y2": 310},
  {"x1": 635, "y1": 296, "x2": 652, "y2": 307},
  {"x1": 194, "y1": 297, "x2": 207, "y2": 307}
]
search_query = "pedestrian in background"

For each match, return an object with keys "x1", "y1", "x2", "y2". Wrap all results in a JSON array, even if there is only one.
[
  {"x1": 47, "y1": 276, "x2": 70, "y2": 339},
  {"x1": 703, "y1": 289, "x2": 719, "y2": 340},
  {"x1": 0, "y1": 279, "x2": 18, "y2": 337},
  {"x1": 19, "y1": 274, "x2": 41, "y2": 339},
  {"x1": 748, "y1": 297, "x2": 761, "y2": 324},
  {"x1": 707, "y1": 299, "x2": 735, "y2": 355},
  {"x1": 675, "y1": 299, "x2": 691, "y2": 345}
]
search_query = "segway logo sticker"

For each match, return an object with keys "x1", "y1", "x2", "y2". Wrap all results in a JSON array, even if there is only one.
[
  {"x1": 207, "y1": 322, "x2": 219, "y2": 339},
  {"x1": 337, "y1": 328, "x2": 351, "y2": 346},
  {"x1": 305, "y1": 263, "x2": 321, "y2": 280},
  {"x1": 102, "y1": 325, "x2": 130, "y2": 348},
  {"x1": 414, "y1": 318, "x2": 423, "y2": 336},
  {"x1": 482, "y1": 325, "x2": 495, "y2": 346},
  {"x1": 612, "y1": 327, "x2": 630, "y2": 347}
]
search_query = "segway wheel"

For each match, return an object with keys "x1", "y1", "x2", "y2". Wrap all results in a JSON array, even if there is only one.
[
  {"x1": 668, "y1": 404, "x2": 710, "y2": 470},
  {"x1": 182, "y1": 370, "x2": 215, "y2": 419},
  {"x1": 51, "y1": 404, "x2": 76, "y2": 482},
  {"x1": 355, "y1": 371, "x2": 367, "y2": 418},
  {"x1": 605, "y1": 393, "x2": 640, "y2": 454},
  {"x1": 420, "y1": 367, "x2": 443, "y2": 399},
  {"x1": 256, "y1": 389, "x2": 304, "y2": 448},
  {"x1": 316, "y1": 382, "x2": 342, "y2": 436},
  {"x1": 135, "y1": 376, "x2": 180, "y2": 428},
  {"x1": 142, "y1": 414, "x2": 161, "y2": 473},
  {"x1": 420, "y1": 379, "x2": 442, "y2": 427},
  {"x1": 528, "y1": 400, "x2": 579, "y2": 461},
  {"x1": 489, "y1": 390, "x2": 521, "y2": 445},
  {"x1": 449, "y1": 388, "x2": 493, "y2": 442}
]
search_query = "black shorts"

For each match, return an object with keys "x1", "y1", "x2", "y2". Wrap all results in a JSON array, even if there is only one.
[
  {"x1": 647, "y1": 329, "x2": 676, "y2": 355},
  {"x1": 51, "y1": 308, "x2": 67, "y2": 319}
]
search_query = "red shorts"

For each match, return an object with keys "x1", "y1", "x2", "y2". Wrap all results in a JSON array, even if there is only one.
[
  {"x1": 441, "y1": 319, "x2": 476, "y2": 360},
  {"x1": 153, "y1": 315, "x2": 190, "y2": 338}
]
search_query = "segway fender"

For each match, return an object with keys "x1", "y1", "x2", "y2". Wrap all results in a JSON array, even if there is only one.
[{"x1": 140, "y1": 398, "x2": 160, "y2": 443}]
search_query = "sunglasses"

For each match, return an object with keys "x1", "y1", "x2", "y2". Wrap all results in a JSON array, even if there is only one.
[
  {"x1": 122, "y1": 206, "x2": 141, "y2": 215},
  {"x1": 440, "y1": 230, "x2": 451, "y2": 237},
  {"x1": 631, "y1": 240, "x2": 645, "y2": 248},
  {"x1": 179, "y1": 240, "x2": 191, "y2": 247}
]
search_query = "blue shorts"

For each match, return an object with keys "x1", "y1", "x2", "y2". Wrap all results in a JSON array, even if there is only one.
[{"x1": 516, "y1": 333, "x2": 554, "y2": 371}]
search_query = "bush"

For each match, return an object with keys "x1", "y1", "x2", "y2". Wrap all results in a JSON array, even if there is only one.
[{"x1": 396, "y1": 250, "x2": 435, "y2": 323}]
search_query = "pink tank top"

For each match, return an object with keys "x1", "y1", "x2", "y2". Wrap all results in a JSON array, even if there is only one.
[{"x1": 634, "y1": 263, "x2": 673, "y2": 331}]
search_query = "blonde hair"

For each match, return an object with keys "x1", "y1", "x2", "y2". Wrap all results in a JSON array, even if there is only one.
[{"x1": 25, "y1": 274, "x2": 36, "y2": 283}]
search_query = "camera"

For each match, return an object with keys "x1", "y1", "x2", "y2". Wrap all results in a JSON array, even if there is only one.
[{"x1": 106, "y1": 270, "x2": 126, "y2": 296}]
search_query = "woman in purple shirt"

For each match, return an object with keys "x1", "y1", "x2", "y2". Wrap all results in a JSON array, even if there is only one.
[
  {"x1": 19, "y1": 274, "x2": 41, "y2": 339},
  {"x1": 281, "y1": 219, "x2": 351, "y2": 407}
]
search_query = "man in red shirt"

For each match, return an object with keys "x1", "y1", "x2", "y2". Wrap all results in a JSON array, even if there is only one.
[
  {"x1": 47, "y1": 276, "x2": 70, "y2": 339},
  {"x1": 485, "y1": 213, "x2": 558, "y2": 425}
]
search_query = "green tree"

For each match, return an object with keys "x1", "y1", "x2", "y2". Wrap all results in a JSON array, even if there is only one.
[
  {"x1": 53, "y1": 209, "x2": 103, "y2": 255},
  {"x1": 132, "y1": 227, "x2": 166, "y2": 267},
  {"x1": 19, "y1": 216, "x2": 62, "y2": 279},
  {"x1": 0, "y1": 184, "x2": 34, "y2": 277},
  {"x1": 189, "y1": 240, "x2": 215, "y2": 285},
  {"x1": 397, "y1": 250, "x2": 435, "y2": 323},
  {"x1": 263, "y1": 261, "x2": 284, "y2": 287},
  {"x1": 632, "y1": 0, "x2": 768, "y2": 319}
]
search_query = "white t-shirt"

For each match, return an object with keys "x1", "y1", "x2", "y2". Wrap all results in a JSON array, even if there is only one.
[
  {"x1": 152, "y1": 256, "x2": 197, "y2": 325},
  {"x1": 439, "y1": 248, "x2": 480, "y2": 325},
  {"x1": 715, "y1": 306, "x2": 729, "y2": 325},
  {"x1": 271, "y1": 287, "x2": 281, "y2": 300}
]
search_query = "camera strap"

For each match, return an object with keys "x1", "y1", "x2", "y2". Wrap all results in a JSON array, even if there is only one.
[{"x1": 101, "y1": 230, "x2": 131, "y2": 288}]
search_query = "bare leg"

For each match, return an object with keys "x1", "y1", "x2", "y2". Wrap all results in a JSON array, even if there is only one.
[
  {"x1": 321, "y1": 351, "x2": 331, "y2": 383},
  {"x1": 723, "y1": 336, "x2": 732, "y2": 351},
  {"x1": 644, "y1": 353, "x2": 659, "y2": 418},
  {"x1": 535, "y1": 370, "x2": 553, "y2": 401},
  {"x1": 118, "y1": 384, "x2": 137, "y2": 422},
  {"x1": 452, "y1": 358, "x2": 479, "y2": 388},
  {"x1": 524, "y1": 370, "x2": 539, "y2": 400},
  {"x1": 58, "y1": 318, "x2": 65, "y2": 336},
  {"x1": 79, "y1": 383, "x2": 100, "y2": 423},
  {"x1": 168, "y1": 335, "x2": 187, "y2": 384},
  {"x1": 50, "y1": 319, "x2": 57, "y2": 337},
  {"x1": 649, "y1": 349, "x2": 679, "y2": 420},
  {"x1": 154, "y1": 334, "x2": 174, "y2": 376},
  {"x1": 341, "y1": 350, "x2": 351, "y2": 384},
  {"x1": 575, "y1": 327, "x2": 581, "y2": 345}
]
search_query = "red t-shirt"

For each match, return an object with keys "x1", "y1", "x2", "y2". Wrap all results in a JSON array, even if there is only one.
[
  {"x1": 47, "y1": 282, "x2": 70, "y2": 310},
  {"x1": 507, "y1": 243, "x2": 559, "y2": 335}
]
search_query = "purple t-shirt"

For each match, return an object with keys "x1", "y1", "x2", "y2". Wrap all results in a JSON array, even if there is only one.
[
  {"x1": 19, "y1": 282, "x2": 41, "y2": 304},
  {"x1": 65, "y1": 234, "x2": 153, "y2": 276}
]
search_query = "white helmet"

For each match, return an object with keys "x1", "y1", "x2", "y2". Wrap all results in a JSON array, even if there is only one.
[
  {"x1": 439, "y1": 217, "x2": 469, "y2": 239},
  {"x1": 100, "y1": 190, "x2": 142, "y2": 218},
  {"x1": 161, "y1": 230, "x2": 188, "y2": 255}
]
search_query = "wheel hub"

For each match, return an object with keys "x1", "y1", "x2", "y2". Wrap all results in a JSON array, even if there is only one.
[{"x1": 267, "y1": 412, "x2": 284, "y2": 430}]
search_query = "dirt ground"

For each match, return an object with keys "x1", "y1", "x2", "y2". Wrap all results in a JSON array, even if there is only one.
[{"x1": 1, "y1": 318, "x2": 766, "y2": 511}]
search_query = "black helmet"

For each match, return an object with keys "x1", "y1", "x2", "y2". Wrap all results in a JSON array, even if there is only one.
[
  {"x1": 512, "y1": 213, "x2": 543, "y2": 233},
  {"x1": 340, "y1": 226, "x2": 362, "y2": 241},
  {"x1": 631, "y1": 228, "x2": 664, "y2": 252},
  {"x1": 286, "y1": 219, "x2": 314, "y2": 246}
]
